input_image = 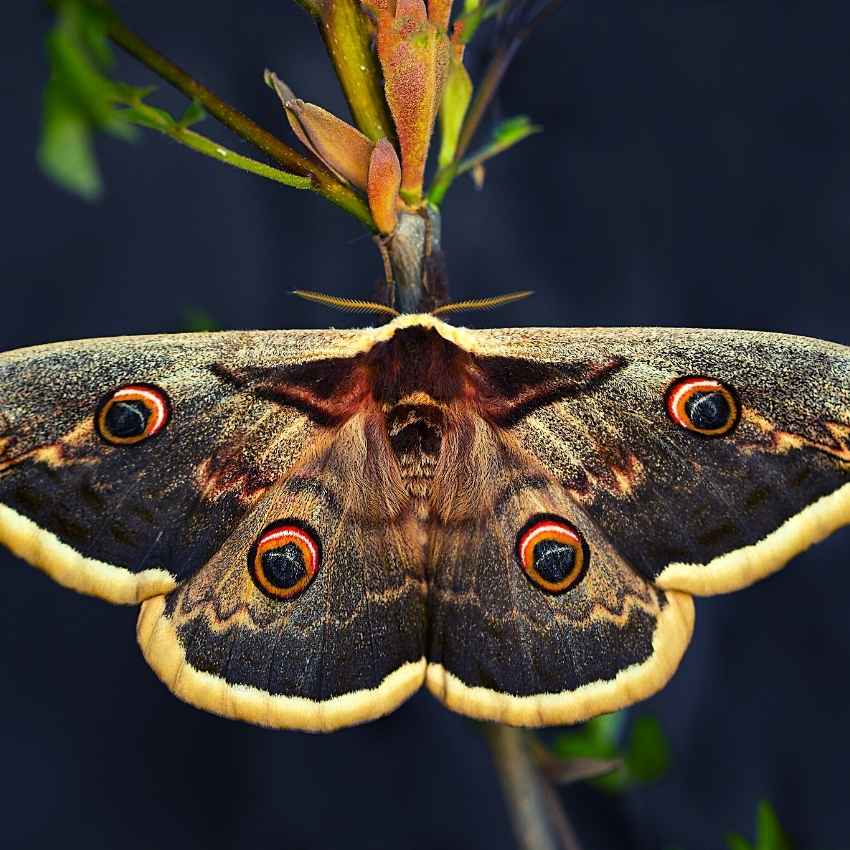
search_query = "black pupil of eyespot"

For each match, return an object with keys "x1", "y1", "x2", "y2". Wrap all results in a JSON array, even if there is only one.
[
  {"x1": 262, "y1": 542, "x2": 307, "y2": 589},
  {"x1": 684, "y1": 391, "x2": 730, "y2": 430},
  {"x1": 532, "y1": 538, "x2": 576, "y2": 583},
  {"x1": 105, "y1": 400, "x2": 151, "y2": 437}
]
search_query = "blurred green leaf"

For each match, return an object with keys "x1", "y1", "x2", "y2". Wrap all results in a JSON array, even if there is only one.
[
  {"x1": 178, "y1": 99, "x2": 207, "y2": 129},
  {"x1": 455, "y1": 114, "x2": 541, "y2": 182},
  {"x1": 551, "y1": 711, "x2": 622, "y2": 761},
  {"x1": 46, "y1": 1, "x2": 134, "y2": 138},
  {"x1": 38, "y1": 77, "x2": 102, "y2": 200},
  {"x1": 181, "y1": 308, "x2": 220, "y2": 332},
  {"x1": 38, "y1": 0, "x2": 136, "y2": 197},
  {"x1": 491, "y1": 114, "x2": 541, "y2": 148},
  {"x1": 755, "y1": 802, "x2": 793, "y2": 850},
  {"x1": 456, "y1": 4, "x2": 485, "y2": 44},
  {"x1": 438, "y1": 56, "x2": 474, "y2": 168},
  {"x1": 456, "y1": 0, "x2": 506, "y2": 45},
  {"x1": 724, "y1": 801, "x2": 794, "y2": 850},
  {"x1": 625, "y1": 715, "x2": 669, "y2": 783},
  {"x1": 38, "y1": 1, "x2": 208, "y2": 200},
  {"x1": 119, "y1": 101, "x2": 174, "y2": 132},
  {"x1": 77, "y1": 0, "x2": 113, "y2": 67},
  {"x1": 550, "y1": 711, "x2": 670, "y2": 793}
]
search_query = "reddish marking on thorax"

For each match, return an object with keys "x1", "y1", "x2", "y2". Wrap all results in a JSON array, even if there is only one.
[{"x1": 216, "y1": 326, "x2": 626, "y2": 430}]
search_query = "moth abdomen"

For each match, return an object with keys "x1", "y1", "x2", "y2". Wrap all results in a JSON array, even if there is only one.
[{"x1": 386, "y1": 402, "x2": 445, "y2": 498}]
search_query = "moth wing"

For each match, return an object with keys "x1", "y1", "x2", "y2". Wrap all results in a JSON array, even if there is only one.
[
  {"x1": 0, "y1": 329, "x2": 366, "y2": 603},
  {"x1": 427, "y1": 324, "x2": 849, "y2": 724},
  {"x1": 469, "y1": 326, "x2": 850, "y2": 595},
  {"x1": 137, "y1": 413, "x2": 426, "y2": 731},
  {"x1": 426, "y1": 445, "x2": 694, "y2": 726}
]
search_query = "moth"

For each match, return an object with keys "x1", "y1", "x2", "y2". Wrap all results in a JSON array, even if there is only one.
[{"x1": 1, "y1": 313, "x2": 849, "y2": 732}]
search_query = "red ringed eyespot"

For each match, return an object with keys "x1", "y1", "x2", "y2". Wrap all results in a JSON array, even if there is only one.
[
  {"x1": 665, "y1": 376, "x2": 740, "y2": 437},
  {"x1": 515, "y1": 514, "x2": 589, "y2": 594},
  {"x1": 249, "y1": 520, "x2": 321, "y2": 600},
  {"x1": 96, "y1": 384, "x2": 171, "y2": 446}
]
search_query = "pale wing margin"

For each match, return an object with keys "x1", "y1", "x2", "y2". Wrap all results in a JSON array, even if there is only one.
[
  {"x1": 465, "y1": 325, "x2": 850, "y2": 596},
  {"x1": 0, "y1": 328, "x2": 368, "y2": 604}
]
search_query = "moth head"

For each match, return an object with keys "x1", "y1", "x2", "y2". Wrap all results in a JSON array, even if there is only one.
[
  {"x1": 515, "y1": 514, "x2": 589, "y2": 593},
  {"x1": 665, "y1": 376, "x2": 740, "y2": 437},
  {"x1": 249, "y1": 520, "x2": 321, "y2": 600},
  {"x1": 96, "y1": 383, "x2": 171, "y2": 446}
]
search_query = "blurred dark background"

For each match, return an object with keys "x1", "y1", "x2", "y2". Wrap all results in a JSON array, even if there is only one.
[{"x1": 3, "y1": 1, "x2": 850, "y2": 848}]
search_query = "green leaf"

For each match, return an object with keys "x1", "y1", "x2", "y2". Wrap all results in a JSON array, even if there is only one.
[
  {"x1": 46, "y1": 1, "x2": 133, "y2": 139},
  {"x1": 77, "y1": 0, "x2": 114, "y2": 68},
  {"x1": 754, "y1": 802, "x2": 793, "y2": 850},
  {"x1": 456, "y1": 114, "x2": 541, "y2": 177},
  {"x1": 550, "y1": 712, "x2": 671, "y2": 794},
  {"x1": 438, "y1": 56, "x2": 473, "y2": 168},
  {"x1": 178, "y1": 99, "x2": 207, "y2": 129},
  {"x1": 119, "y1": 103, "x2": 174, "y2": 132},
  {"x1": 624, "y1": 715, "x2": 670, "y2": 783},
  {"x1": 456, "y1": 5, "x2": 485, "y2": 44},
  {"x1": 492, "y1": 114, "x2": 541, "y2": 147},
  {"x1": 38, "y1": 0, "x2": 137, "y2": 197},
  {"x1": 456, "y1": 0, "x2": 504, "y2": 45},
  {"x1": 38, "y1": 76, "x2": 102, "y2": 200},
  {"x1": 551, "y1": 711, "x2": 623, "y2": 761},
  {"x1": 725, "y1": 801, "x2": 793, "y2": 850},
  {"x1": 181, "y1": 308, "x2": 220, "y2": 333}
]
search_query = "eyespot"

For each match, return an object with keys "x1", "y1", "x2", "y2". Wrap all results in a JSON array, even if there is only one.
[
  {"x1": 96, "y1": 384, "x2": 171, "y2": 446},
  {"x1": 515, "y1": 514, "x2": 589, "y2": 593},
  {"x1": 665, "y1": 376, "x2": 739, "y2": 437},
  {"x1": 249, "y1": 520, "x2": 321, "y2": 600}
]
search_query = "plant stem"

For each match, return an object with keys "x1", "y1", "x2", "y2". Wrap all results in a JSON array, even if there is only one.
[
  {"x1": 102, "y1": 12, "x2": 375, "y2": 227},
  {"x1": 485, "y1": 725, "x2": 583, "y2": 850},
  {"x1": 381, "y1": 207, "x2": 448, "y2": 313},
  {"x1": 455, "y1": 40, "x2": 520, "y2": 161},
  {"x1": 308, "y1": 0, "x2": 396, "y2": 142},
  {"x1": 123, "y1": 107, "x2": 313, "y2": 190},
  {"x1": 427, "y1": 161, "x2": 458, "y2": 206},
  {"x1": 455, "y1": 0, "x2": 563, "y2": 161}
]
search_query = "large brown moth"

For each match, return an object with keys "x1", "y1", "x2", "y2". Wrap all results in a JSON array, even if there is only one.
[{"x1": 1, "y1": 313, "x2": 849, "y2": 731}]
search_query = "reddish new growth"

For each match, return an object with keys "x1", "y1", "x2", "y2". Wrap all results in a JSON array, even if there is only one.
[
  {"x1": 268, "y1": 0, "x2": 463, "y2": 233},
  {"x1": 366, "y1": 0, "x2": 455, "y2": 201}
]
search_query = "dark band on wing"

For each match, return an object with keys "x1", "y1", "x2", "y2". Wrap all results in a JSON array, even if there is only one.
[
  {"x1": 213, "y1": 329, "x2": 629, "y2": 431},
  {"x1": 284, "y1": 476, "x2": 342, "y2": 518},
  {"x1": 470, "y1": 355, "x2": 629, "y2": 428},
  {"x1": 494, "y1": 476, "x2": 549, "y2": 517}
]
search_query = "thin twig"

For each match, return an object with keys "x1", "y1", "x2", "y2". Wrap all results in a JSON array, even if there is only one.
[
  {"x1": 455, "y1": 0, "x2": 564, "y2": 160},
  {"x1": 455, "y1": 40, "x2": 522, "y2": 160},
  {"x1": 123, "y1": 103, "x2": 312, "y2": 190},
  {"x1": 485, "y1": 725, "x2": 584, "y2": 850},
  {"x1": 95, "y1": 9, "x2": 375, "y2": 228}
]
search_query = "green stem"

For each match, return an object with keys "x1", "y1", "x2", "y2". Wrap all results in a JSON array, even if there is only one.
[
  {"x1": 309, "y1": 0, "x2": 396, "y2": 142},
  {"x1": 455, "y1": 41, "x2": 519, "y2": 161},
  {"x1": 103, "y1": 12, "x2": 376, "y2": 228},
  {"x1": 454, "y1": 0, "x2": 563, "y2": 161},
  {"x1": 427, "y1": 161, "x2": 458, "y2": 206},
  {"x1": 124, "y1": 104, "x2": 313, "y2": 190}
]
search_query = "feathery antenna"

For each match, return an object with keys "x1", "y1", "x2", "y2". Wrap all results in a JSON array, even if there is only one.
[
  {"x1": 431, "y1": 291, "x2": 533, "y2": 316},
  {"x1": 292, "y1": 290, "x2": 401, "y2": 317}
]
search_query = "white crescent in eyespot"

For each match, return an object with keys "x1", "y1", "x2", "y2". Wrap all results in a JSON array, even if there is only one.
[{"x1": 112, "y1": 385, "x2": 169, "y2": 433}]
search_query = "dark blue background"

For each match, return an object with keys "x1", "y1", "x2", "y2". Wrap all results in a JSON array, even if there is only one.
[{"x1": 2, "y1": 2, "x2": 849, "y2": 848}]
